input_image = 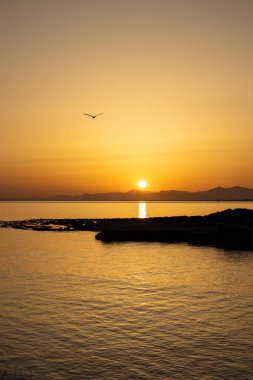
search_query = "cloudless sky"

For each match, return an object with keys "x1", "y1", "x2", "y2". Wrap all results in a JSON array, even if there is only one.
[{"x1": 1, "y1": 0, "x2": 253, "y2": 197}]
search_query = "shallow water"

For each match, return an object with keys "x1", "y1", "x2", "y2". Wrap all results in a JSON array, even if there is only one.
[{"x1": 0, "y1": 222, "x2": 253, "y2": 379}]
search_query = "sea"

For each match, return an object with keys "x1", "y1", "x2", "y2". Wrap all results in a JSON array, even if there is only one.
[{"x1": 0, "y1": 202, "x2": 253, "y2": 379}]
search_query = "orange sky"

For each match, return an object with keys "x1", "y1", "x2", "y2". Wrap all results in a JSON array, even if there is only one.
[{"x1": 1, "y1": 0, "x2": 253, "y2": 197}]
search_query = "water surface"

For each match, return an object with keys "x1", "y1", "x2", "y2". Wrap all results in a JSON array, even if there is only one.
[
  {"x1": 0, "y1": 203, "x2": 253, "y2": 379},
  {"x1": 1, "y1": 201, "x2": 253, "y2": 220}
]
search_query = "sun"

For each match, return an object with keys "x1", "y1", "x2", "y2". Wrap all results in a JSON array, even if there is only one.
[{"x1": 138, "y1": 180, "x2": 147, "y2": 189}]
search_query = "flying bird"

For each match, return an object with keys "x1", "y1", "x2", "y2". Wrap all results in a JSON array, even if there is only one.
[{"x1": 83, "y1": 112, "x2": 104, "y2": 119}]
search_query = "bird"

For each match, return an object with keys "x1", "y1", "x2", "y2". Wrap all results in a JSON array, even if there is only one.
[{"x1": 83, "y1": 112, "x2": 104, "y2": 119}]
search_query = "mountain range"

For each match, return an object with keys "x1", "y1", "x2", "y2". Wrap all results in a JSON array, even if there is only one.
[{"x1": 2, "y1": 186, "x2": 253, "y2": 201}]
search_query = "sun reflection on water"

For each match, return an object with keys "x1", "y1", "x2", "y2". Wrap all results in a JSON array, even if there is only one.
[{"x1": 138, "y1": 202, "x2": 147, "y2": 218}]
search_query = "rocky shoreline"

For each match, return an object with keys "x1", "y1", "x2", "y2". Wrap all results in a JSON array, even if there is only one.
[{"x1": 1, "y1": 208, "x2": 253, "y2": 250}]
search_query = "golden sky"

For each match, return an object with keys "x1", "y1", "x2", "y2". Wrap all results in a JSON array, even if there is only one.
[{"x1": 1, "y1": 0, "x2": 253, "y2": 197}]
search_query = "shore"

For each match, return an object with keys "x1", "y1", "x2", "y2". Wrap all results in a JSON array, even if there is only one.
[{"x1": 1, "y1": 208, "x2": 253, "y2": 250}]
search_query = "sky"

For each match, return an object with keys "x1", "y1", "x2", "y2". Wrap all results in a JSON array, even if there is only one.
[{"x1": 1, "y1": 0, "x2": 253, "y2": 198}]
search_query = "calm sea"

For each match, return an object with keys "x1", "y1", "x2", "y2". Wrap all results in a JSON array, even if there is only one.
[
  {"x1": 0, "y1": 202, "x2": 253, "y2": 379},
  {"x1": 1, "y1": 200, "x2": 253, "y2": 220}
]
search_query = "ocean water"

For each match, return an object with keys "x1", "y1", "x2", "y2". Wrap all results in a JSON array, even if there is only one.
[
  {"x1": 0, "y1": 200, "x2": 253, "y2": 220},
  {"x1": 0, "y1": 203, "x2": 253, "y2": 379}
]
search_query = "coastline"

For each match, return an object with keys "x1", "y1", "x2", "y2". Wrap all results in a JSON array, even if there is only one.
[{"x1": 1, "y1": 208, "x2": 253, "y2": 251}]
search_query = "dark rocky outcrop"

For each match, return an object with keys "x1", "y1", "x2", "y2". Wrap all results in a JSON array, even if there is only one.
[
  {"x1": 95, "y1": 208, "x2": 253, "y2": 250},
  {"x1": 1, "y1": 209, "x2": 253, "y2": 250}
]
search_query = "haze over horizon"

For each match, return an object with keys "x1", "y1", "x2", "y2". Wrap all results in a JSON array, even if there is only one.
[{"x1": 1, "y1": 0, "x2": 253, "y2": 198}]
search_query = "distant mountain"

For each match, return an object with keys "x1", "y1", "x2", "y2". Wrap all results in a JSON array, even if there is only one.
[
  {"x1": 46, "y1": 186, "x2": 253, "y2": 201},
  {"x1": 2, "y1": 186, "x2": 253, "y2": 201}
]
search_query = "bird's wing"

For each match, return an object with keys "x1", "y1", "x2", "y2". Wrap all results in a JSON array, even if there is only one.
[
  {"x1": 83, "y1": 113, "x2": 93, "y2": 117},
  {"x1": 94, "y1": 112, "x2": 104, "y2": 117}
]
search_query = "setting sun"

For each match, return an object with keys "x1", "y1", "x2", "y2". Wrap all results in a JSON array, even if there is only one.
[{"x1": 138, "y1": 180, "x2": 147, "y2": 189}]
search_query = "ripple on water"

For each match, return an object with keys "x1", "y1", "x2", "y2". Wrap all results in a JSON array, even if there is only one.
[{"x1": 0, "y1": 229, "x2": 253, "y2": 379}]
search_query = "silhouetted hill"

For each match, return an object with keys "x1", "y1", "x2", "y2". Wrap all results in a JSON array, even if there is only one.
[
  {"x1": 47, "y1": 186, "x2": 253, "y2": 201},
  {"x1": 1, "y1": 186, "x2": 253, "y2": 201}
]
